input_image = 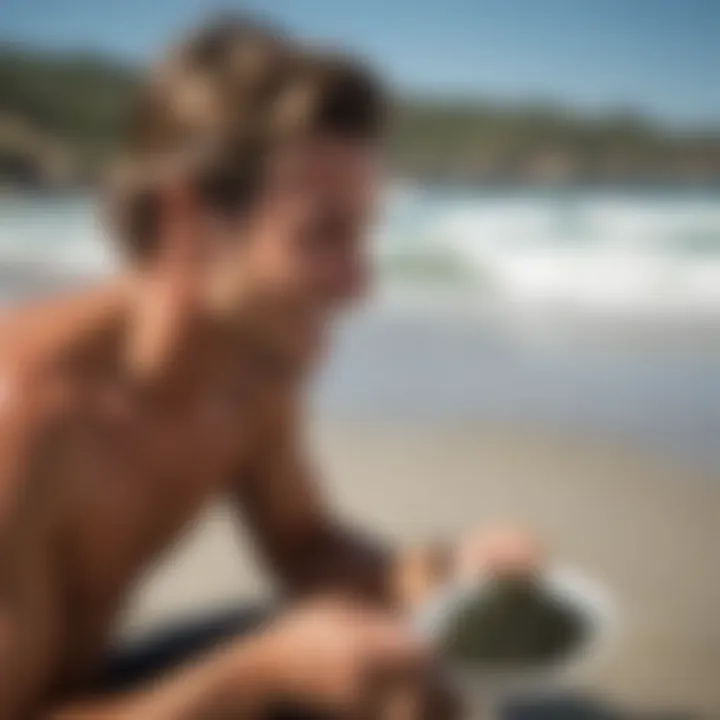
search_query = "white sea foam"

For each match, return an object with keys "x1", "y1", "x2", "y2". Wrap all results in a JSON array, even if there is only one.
[
  {"x1": 377, "y1": 188, "x2": 720, "y2": 314},
  {"x1": 0, "y1": 195, "x2": 114, "y2": 279},
  {"x1": 2, "y1": 189, "x2": 720, "y2": 313}
]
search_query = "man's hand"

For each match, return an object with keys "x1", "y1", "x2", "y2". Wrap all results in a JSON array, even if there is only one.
[
  {"x1": 453, "y1": 523, "x2": 545, "y2": 582},
  {"x1": 254, "y1": 598, "x2": 430, "y2": 717},
  {"x1": 396, "y1": 524, "x2": 545, "y2": 612}
]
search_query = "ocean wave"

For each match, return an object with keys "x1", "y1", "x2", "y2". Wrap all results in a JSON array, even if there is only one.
[
  {"x1": 377, "y1": 189, "x2": 720, "y2": 313},
  {"x1": 2, "y1": 190, "x2": 720, "y2": 313}
]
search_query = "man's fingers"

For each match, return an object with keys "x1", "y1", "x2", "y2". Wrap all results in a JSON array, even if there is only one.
[
  {"x1": 379, "y1": 676, "x2": 464, "y2": 720},
  {"x1": 364, "y1": 616, "x2": 430, "y2": 679},
  {"x1": 358, "y1": 617, "x2": 438, "y2": 720},
  {"x1": 455, "y1": 525, "x2": 545, "y2": 581}
]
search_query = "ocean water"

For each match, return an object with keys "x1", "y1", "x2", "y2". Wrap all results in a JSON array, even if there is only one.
[
  {"x1": 375, "y1": 185, "x2": 720, "y2": 314},
  {"x1": 1, "y1": 188, "x2": 719, "y2": 471},
  {"x1": 2, "y1": 187, "x2": 720, "y2": 312}
]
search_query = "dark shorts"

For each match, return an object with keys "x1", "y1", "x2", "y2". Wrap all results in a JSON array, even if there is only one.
[{"x1": 98, "y1": 606, "x2": 269, "y2": 694}]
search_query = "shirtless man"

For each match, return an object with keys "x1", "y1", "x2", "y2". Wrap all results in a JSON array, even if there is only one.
[{"x1": 0, "y1": 18, "x2": 540, "y2": 719}]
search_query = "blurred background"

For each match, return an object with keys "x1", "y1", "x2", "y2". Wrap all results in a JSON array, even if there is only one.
[{"x1": 1, "y1": 1, "x2": 719, "y2": 718}]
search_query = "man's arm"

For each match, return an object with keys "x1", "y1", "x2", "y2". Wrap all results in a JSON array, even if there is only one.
[
  {"x1": 232, "y1": 383, "x2": 444, "y2": 606},
  {"x1": 0, "y1": 374, "x2": 65, "y2": 718},
  {"x1": 45, "y1": 599, "x2": 432, "y2": 720}
]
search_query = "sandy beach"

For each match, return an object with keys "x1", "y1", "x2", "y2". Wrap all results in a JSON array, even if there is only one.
[{"x1": 119, "y1": 421, "x2": 720, "y2": 719}]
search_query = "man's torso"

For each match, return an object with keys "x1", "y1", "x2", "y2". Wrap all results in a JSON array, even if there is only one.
[{"x1": 0, "y1": 288, "x2": 300, "y2": 704}]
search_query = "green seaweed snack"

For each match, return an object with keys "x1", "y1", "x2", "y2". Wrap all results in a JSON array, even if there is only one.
[{"x1": 440, "y1": 576, "x2": 586, "y2": 667}]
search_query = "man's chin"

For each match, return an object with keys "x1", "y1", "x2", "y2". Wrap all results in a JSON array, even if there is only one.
[{"x1": 272, "y1": 311, "x2": 327, "y2": 360}]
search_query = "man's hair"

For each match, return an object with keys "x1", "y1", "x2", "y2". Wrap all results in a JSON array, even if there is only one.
[{"x1": 108, "y1": 16, "x2": 387, "y2": 260}]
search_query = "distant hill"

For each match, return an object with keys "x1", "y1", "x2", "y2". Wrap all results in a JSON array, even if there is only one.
[
  {"x1": 387, "y1": 100, "x2": 720, "y2": 185},
  {"x1": 1, "y1": 45, "x2": 719, "y2": 188},
  {"x1": 0, "y1": 46, "x2": 136, "y2": 186}
]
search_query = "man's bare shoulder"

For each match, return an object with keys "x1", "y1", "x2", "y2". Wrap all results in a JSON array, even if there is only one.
[
  {"x1": 0, "y1": 358, "x2": 80, "y2": 523},
  {"x1": 0, "y1": 292, "x2": 87, "y2": 439},
  {"x1": 0, "y1": 282, "x2": 123, "y2": 362},
  {"x1": 0, "y1": 284, "x2": 121, "y2": 462}
]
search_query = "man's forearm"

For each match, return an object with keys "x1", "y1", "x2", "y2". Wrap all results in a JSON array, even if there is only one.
[
  {"x1": 42, "y1": 637, "x2": 275, "y2": 720},
  {"x1": 287, "y1": 522, "x2": 447, "y2": 611},
  {"x1": 276, "y1": 520, "x2": 390, "y2": 600}
]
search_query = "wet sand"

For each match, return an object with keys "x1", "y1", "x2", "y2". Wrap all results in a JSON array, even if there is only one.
[{"x1": 121, "y1": 422, "x2": 720, "y2": 718}]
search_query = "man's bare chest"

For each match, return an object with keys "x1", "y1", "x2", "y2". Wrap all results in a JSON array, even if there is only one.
[
  {"x1": 63, "y1": 402, "x2": 249, "y2": 591},
  {"x1": 50, "y1": 394, "x2": 261, "y2": 663}
]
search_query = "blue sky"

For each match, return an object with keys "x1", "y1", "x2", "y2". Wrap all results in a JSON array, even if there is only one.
[{"x1": 1, "y1": 0, "x2": 718, "y2": 127}]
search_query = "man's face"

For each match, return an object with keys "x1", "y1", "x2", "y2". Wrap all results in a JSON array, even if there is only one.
[{"x1": 232, "y1": 135, "x2": 380, "y2": 324}]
